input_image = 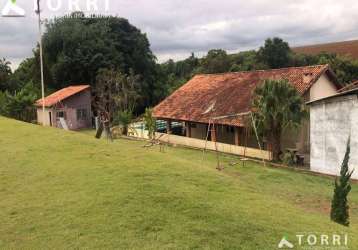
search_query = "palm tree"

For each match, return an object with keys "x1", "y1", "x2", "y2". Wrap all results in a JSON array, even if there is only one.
[{"x1": 252, "y1": 79, "x2": 306, "y2": 161}]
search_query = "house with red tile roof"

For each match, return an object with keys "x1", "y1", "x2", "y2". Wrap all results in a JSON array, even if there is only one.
[
  {"x1": 153, "y1": 65, "x2": 341, "y2": 159},
  {"x1": 35, "y1": 85, "x2": 92, "y2": 130}
]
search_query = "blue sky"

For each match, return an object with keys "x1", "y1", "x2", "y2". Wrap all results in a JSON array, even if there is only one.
[{"x1": 1, "y1": 0, "x2": 358, "y2": 70}]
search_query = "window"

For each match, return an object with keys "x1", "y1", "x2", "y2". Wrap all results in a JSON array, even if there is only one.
[
  {"x1": 57, "y1": 111, "x2": 66, "y2": 119},
  {"x1": 77, "y1": 109, "x2": 87, "y2": 121}
]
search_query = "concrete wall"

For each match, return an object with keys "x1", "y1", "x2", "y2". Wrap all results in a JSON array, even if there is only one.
[
  {"x1": 36, "y1": 107, "x2": 54, "y2": 126},
  {"x1": 310, "y1": 94, "x2": 358, "y2": 179}
]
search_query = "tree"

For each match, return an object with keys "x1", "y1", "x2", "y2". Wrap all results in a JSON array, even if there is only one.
[
  {"x1": 41, "y1": 13, "x2": 158, "y2": 110},
  {"x1": 199, "y1": 49, "x2": 231, "y2": 73},
  {"x1": 331, "y1": 138, "x2": 354, "y2": 226},
  {"x1": 95, "y1": 68, "x2": 140, "y2": 134},
  {"x1": 115, "y1": 110, "x2": 133, "y2": 136},
  {"x1": 0, "y1": 58, "x2": 12, "y2": 91},
  {"x1": 229, "y1": 50, "x2": 268, "y2": 72},
  {"x1": 0, "y1": 82, "x2": 38, "y2": 122},
  {"x1": 252, "y1": 79, "x2": 306, "y2": 161},
  {"x1": 258, "y1": 37, "x2": 292, "y2": 69}
]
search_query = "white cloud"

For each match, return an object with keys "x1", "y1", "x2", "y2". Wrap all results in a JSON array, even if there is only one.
[{"x1": 1, "y1": 0, "x2": 358, "y2": 69}]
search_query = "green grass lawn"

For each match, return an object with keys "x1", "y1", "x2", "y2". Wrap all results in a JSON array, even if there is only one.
[{"x1": 0, "y1": 116, "x2": 357, "y2": 249}]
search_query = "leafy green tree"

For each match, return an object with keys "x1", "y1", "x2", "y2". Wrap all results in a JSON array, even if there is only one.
[
  {"x1": 252, "y1": 79, "x2": 306, "y2": 161},
  {"x1": 0, "y1": 91, "x2": 7, "y2": 115},
  {"x1": 1, "y1": 82, "x2": 39, "y2": 122},
  {"x1": 0, "y1": 58, "x2": 12, "y2": 91},
  {"x1": 41, "y1": 13, "x2": 159, "y2": 110},
  {"x1": 115, "y1": 110, "x2": 133, "y2": 136},
  {"x1": 331, "y1": 138, "x2": 354, "y2": 226},
  {"x1": 229, "y1": 50, "x2": 268, "y2": 72},
  {"x1": 199, "y1": 49, "x2": 231, "y2": 73},
  {"x1": 258, "y1": 37, "x2": 292, "y2": 69}
]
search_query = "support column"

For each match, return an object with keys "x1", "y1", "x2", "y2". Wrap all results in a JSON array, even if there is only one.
[
  {"x1": 166, "y1": 120, "x2": 172, "y2": 134},
  {"x1": 234, "y1": 127, "x2": 241, "y2": 146},
  {"x1": 211, "y1": 124, "x2": 217, "y2": 142},
  {"x1": 185, "y1": 122, "x2": 191, "y2": 137}
]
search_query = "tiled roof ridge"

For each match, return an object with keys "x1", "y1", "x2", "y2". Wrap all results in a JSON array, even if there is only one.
[{"x1": 194, "y1": 64, "x2": 329, "y2": 77}]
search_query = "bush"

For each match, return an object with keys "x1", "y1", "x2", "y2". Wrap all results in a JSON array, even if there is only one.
[
  {"x1": 281, "y1": 152, "x2": 295, "y2": 166},
  {"x1": 330, "y1": 138, "x2": 354, "y2": 226}
]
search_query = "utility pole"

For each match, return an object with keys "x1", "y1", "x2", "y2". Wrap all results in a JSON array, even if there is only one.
[{"x1": 36, "y1": 0, "x2": 45, "y2": 126}]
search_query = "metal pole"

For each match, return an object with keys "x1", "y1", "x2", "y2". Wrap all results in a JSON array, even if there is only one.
[
  {"x1": 250, "y1": 112, "x2": 266, "y2": 167},
  {"x1": 36, "y1": 0, "x2": 45, "y2": 126}
]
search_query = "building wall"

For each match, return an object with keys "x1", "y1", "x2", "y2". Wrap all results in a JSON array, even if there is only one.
[
  {"x1": 190, "y1": 123, "x2": 236, "y2": 144},
  {"x1": 60, "y1": 89, "x2": 92, "y2": 130},
  {"x1": 310, "y1": 94, "x2": 358, "y2": 179},
  {"x1": 190, "y1": 123, "x2": 208, "y2": 140},
  {"x1": 215, "y1": 125, "x2": 235, "y2": 144},
  {"x1": 309, "y1": 73, "x2": 337, "y2": 102},
  {"x1": 37, "y1": 89, "x2": 92, "y2": 130},
  {"x1": 280, "y1": 74, "x2": 338, "y2": 155},
  {"x1": 36, "y1": 107, "x2": 54, "y2": 126}
]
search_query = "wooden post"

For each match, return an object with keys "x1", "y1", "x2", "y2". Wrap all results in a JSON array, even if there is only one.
[
  {"x1": 234, "y1": 127, "x2": 241, "y2": 146},
  {"x1": 185, "y1": 122, "x2": 191, "y2": 137},
  {"x1": 211, "y1": 124, "x2": 217, "y2": 142},
  {"x1": 166, "y1": 120, "x2": 172, "y2": 134}
]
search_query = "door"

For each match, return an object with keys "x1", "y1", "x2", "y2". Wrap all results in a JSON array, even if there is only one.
[{"x1": 49, "y1": 112, "x2": 52, "y2": 126}]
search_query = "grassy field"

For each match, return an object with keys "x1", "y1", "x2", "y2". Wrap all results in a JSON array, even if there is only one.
[{"x1": 0, "y1": 116, "x2": 357, "y2": 249}]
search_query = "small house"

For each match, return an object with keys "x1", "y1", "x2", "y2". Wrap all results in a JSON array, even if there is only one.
[
  {"x1": 308, "y1": 81, "x2": 358, "y2": 179},
  {"x1": 35, "y1": 85, "x2": 92, "y2": 130}
]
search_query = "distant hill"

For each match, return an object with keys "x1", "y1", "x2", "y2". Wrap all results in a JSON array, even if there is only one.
[{"x1": 293, "y1": 40, "x2": 358, "y2": 60}]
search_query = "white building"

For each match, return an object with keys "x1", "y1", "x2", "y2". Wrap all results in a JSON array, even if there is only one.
[{"x1": 308, "y1": 83, "x2": 358, "y2": 180}]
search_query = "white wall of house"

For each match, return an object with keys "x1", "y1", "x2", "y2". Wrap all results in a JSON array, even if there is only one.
[
  {"x1": 281, "y1": 73, "x2": 339, "y2": 156},
  {"x1": 36, "y1": 108, "x2": 53, "y2": 126},
  {"x1": 310, "y1": 94, "x2": 358, "y2": 179},
  {"x1": 309, "y1": 74, "x2": 338, "y2": 102}
]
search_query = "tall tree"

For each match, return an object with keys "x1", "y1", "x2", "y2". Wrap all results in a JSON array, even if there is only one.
[
  {"x1": 252, "y1": 79, "x2": 306, "y2": 161},
  {"x1": 258, "y1": 37, "x2": 292, "y2": 69},
  {"x1": 41, "y1": 13, "x2": 158, "y2": 110},
  {"x1": 94, "y1": 68, "x2": 139, "y2": 122},
  {"x1": 331, "y1": 138, "x2": 354, "y2": 226},
  {"x1": 199, "y1": 49, "x2": 231, "y2": 73},
  {"x1": 0, "y1": 58, "x2": 12, "y2": 91}
]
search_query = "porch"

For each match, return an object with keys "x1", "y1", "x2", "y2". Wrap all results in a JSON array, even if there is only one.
[{"x1": 131, "y1": 119, "x2": 272, "y2": 161}]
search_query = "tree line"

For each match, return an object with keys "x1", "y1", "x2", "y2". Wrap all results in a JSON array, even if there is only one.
[{"x1": 161, "y1": 37, "x2": 358, "y2": 94}]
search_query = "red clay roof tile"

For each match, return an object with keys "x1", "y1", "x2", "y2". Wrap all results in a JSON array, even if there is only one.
[
  {"x1": 35, "y1": 85, "x2": 90, "y2": 107},
  {"x1": 153, "y1": 65, "x2": 337, "y2": 127},
  {"x1": 338, "y1": 80, "x2": 358, "y2": 93}
]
